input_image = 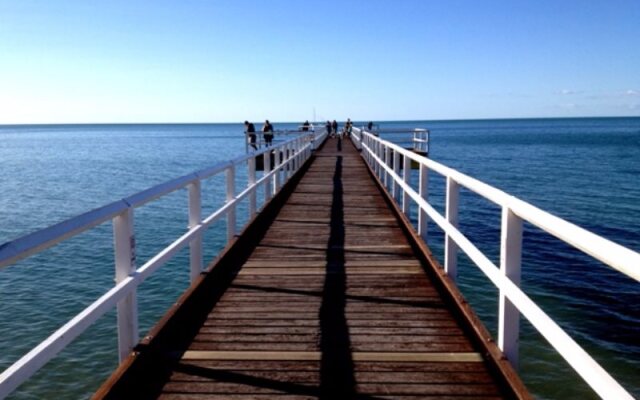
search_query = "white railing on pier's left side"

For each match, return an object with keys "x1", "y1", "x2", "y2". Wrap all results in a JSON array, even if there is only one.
[
  {"x1": 0, "y1": 130, "x2": 327, "y2": 399},
  {"x1": 351, "y1": 127, "x2": 639, "y2": 400},
  {"x1": 245, "y1": 126, "x2": 326, "y2": 153}
]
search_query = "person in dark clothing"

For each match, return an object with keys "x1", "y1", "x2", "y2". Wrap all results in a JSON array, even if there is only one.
[
  {"x1": 302, "y1": 120, "x2": 310, "y2": 132},
  {"x1": 332, "y1": 120, "x2": 338, "y2": 136},
  {"x1": 262, "y1": 120, "x2": 274, "y2": 146},
  {"x1": 345, "y1": 118, "x2": 353, "y2": 137},
  {"x1": 244, "y1": 120, "x2": 257, "y2": 150},
  {"x1": 367, "y1": 121, "x2": 373, "y2": 131},
  {"x1": 326, "y1": 120, "x2": 332, "y2": 137}
]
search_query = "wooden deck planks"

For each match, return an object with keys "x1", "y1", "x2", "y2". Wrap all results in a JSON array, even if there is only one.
[
  {"x1": 95, "y1": 137, "x2": 528, "y2": 399},
  {"x1": 156, "y1": 138, "x2": 512, "y2": 398}
]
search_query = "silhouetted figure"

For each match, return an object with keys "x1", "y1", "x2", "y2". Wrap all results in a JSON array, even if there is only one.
[
  {"x1": 262, "y1": 120, "x2": 274, "y2": 146},
  {"x1": 344, "y1": 118, "x2": 352, "y2": 138},
  {"x1": 326, "y1": 120, "x2": 332, "y2": 136},
  {"x1": 367, "y1": 121, "x2": 373, "y2": 131},
  {"x1": 302, "y1": 120, "x2": 310, "y2": 132},
  {"x1": 332, "y1": 120, "x2": 338, "y2": 136},
  {"x1": 244, "y1": 120, "x2": 257, "y2": 150}
]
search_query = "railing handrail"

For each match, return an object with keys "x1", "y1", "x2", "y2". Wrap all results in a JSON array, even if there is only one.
[
  {"x1": 356, "y1": 129, "x2": 639, "y2": 281},
  {"x1": 352, "y1": 127, "x2": 637, "y2": 400},
  {"x1": 0, "y1": 130, "x2": 324, "y2": 398},
  {"x1": 0, "y1": 135, "x2": 310, "y2": 270}
]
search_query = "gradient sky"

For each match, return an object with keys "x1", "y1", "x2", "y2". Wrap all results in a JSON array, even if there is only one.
[{"x1": 1, "y1": 0, "x2": 639, "y2": 123}]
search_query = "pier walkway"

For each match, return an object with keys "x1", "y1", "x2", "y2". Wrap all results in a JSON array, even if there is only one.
[{"x1": 95, "y1": 137, "x2": 527, "y2": 399}]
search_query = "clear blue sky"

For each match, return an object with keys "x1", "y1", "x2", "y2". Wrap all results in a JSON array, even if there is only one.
[{"x1": 1, "y1": 0, "x2": 639, "y2": 123}]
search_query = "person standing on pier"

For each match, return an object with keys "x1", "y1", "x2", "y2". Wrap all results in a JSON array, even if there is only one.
[
  {"x1": 332, "y1": 120, "x2": 338, "y2": 136},
  {"x1": 326, "y1": 120, "x2": 332, "y2": 137},
  {"x1": 244, "y1": 120, "x2": 257, "y2": 150},
  {"x1": 262, "y1": 120, "x2": 274, "y2": 146},
  {"x1": 345, "y1": 118, "x2": 353, "y2": 137},
  {"x1": 302, "y1": 120, "x2": 310, "y2": 132}
]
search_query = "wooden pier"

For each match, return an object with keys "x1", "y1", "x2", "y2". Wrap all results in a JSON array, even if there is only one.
[{"x1": 94, "y1": 138, "x2": 529, "y2": 399}]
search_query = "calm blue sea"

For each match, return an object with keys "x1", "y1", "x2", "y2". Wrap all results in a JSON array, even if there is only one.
[{"x1": 1, "y1": 118, "x2": 639, "y2": 399}]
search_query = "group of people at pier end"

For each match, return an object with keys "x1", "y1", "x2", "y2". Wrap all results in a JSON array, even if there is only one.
[
  {"x1": 244, "y1": 120, "x2": 274, "y2": 150},
  {"x1": 326, "y1": 118, "x2": 354, "y2": 138},
  {"x1": 245, "y1": 118, "x2": 370, "y2": 150}
]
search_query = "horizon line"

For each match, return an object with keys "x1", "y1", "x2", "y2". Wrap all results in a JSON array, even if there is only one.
[{"x1": 2, "y1": 115, "x2": 640, "y2": 127}]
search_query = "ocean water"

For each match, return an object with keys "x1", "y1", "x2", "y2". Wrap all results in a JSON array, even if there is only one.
[{"x1": 1, "y1": 119, "x2": 639, "y2": 399}]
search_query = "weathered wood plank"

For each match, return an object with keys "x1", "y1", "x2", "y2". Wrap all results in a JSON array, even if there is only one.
[
  {"x1": 95, "y1": 138, "x2": 527, "y2": 399},
  {"x1": 181, "y1": 351, "x2": 483, "y2": 362}
]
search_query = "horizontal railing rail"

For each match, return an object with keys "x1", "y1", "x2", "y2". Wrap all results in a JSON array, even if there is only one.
[
  {"x1": 244, "y1": 127, "x2": 328, "y2": 152},
  {"x1": 352, "y1": 127, "x2": 638, "y2": 400},
  {"x1": 353, "y1": 127, "x2": 430, "y2": 154},
  {"x1": 0, "y1": 130, "x2": 325, "y2": 398}
]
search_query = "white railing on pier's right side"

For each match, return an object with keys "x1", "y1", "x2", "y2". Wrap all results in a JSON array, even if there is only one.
[
  {"x1": 351, "y1": 127, "x2": 639, "y2": 400},
  {"x1": 0, "y1": 130, "x2": 327, "y2": 399},
  {"x1": 354, "y1": 127, "x2": 430, "y2": 155}
]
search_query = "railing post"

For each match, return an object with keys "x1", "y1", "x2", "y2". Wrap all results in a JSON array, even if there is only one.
[
  {"x1": 293, "y1": 139, "x2": 298, "y2": 172},
  {"x1": 299, "y1": 137, "x2": 304, "y2": 168},
  {"x1": 291, "y1": 141, "x2": 297, "y2": 174},
  {"x1": 292, "y1": 140, "x2": 298, "y2": 173},
  {"x1": 499, "y1": 207, "x2": 523, "y2": 368},
  {"x1": 426, "y1": 130, "x2": 430, "y2": 155},
  {"x1": 374, "y1": 140, "x2": 380, "y2": 177},
  {"x1": 402, "y1": 153, "x2": 411, "y2": 215},
  {"x1": 283, "y1": 143, "x2": 290, "y2": 182},
  {"x1": 378, "y1": 141, "x2": 384, "y2": 179},
  {"x1": 363, "y1": 134, "x2": 368, "y2": 163},
  {"x1": 419, "y1": 164, "x2": 429, "y2": 241},
  {"x1": 188, "y1": 180, "x2": 203, "y2": 282},
  {"x1": 384, "y1": 146, "x2": 391, "y2": 189},
  {"x1": 113, "y1": 208, "x2": 138, "y2": 363},
  {"x1": 445, "y1": 177, "x2": 459, "y2": 280},
  {"x1": 392, "y1": 150, "x2": 401, "y2": 200},
  {"x1": 273, "y1": 146, "x2": 281, "y2": 194},
  {"x1": 288, "y1": 140, "x2": 298, "y2": 175},
  {"x1": 264, "y1": 149, "x2": 272, "y2": 203},
  {"x1": 296, "y1": 138, "x2": 302, "y2": 170},
  {"x1": 226, "y1": 165, "x2": 236, "y2": 242},
  {"x1": 371, "y1": 137, "x2": 376, "y2": 167},
  {"x1": 248, "y1": 156, "x2": 257, "y2": 219}
]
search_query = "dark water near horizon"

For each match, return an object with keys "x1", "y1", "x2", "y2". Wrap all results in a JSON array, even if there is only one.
[{"x1": 1, "y1": 118, "x2": 639, "y2": 399}]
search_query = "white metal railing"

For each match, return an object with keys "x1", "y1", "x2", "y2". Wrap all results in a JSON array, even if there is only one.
[
  {"x1": 245, "y1": 127, "x2": 325, "y2": 153},
  {"x1": 352, "y1": 127, "x2": 639, "y2": 400},
  {"x1": 354, "y1": 127, "x2": 430, "y2": 155},
  {"x1": 412, "y1": 128, "x2": 430, "y2": 154},
  {"x1": 0, "y1": 131, "x2": 326, "y2": 398}
]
